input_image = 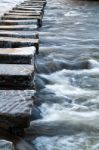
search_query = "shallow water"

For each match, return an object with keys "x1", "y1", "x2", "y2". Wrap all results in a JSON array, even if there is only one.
[{"x1": 0, "y1": 0, "x2": 99, "y2": 149}]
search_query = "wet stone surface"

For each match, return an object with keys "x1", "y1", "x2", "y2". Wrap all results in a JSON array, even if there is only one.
[
  {"x1": 0, "y1": 20, "x2": 37, "y2": 25},
  {"x1": 0, "y1": 37, "x2": 39, "y2": 52},
  {"x1": 2, "y1": 15, "x2": 42, "y2": 20},
  {"x1": 0, "y1": 46, "x2": 36, "y2": 64},
  {"x1": 0, "y1": 140, "x2": 14, "y2": 150},
  {"x1": 0, "y1": 90, "x2": 35, "y2": 129},
  {"x1": 0, "y1": 31, "x2": 38, "y2": 39},
  {"x1": 0, "y1": 25, "x2": 37, "y2": 31},
  {"x1": 13, "y1": 7, "x2": 43, "y2": 12},
  {"x1": 0, "y1": 64, "x2": 35, "y2": 89}
]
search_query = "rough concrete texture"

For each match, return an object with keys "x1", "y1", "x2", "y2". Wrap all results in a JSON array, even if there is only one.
[
  {"x1": 0, "y1": 64, "x2": 35, "y2": 89},
  {"x1": 0, "y1": 46, "x2": 36, "y2": 64},
  {"x1": 0, "y1": 90, "x2": 35, "y2": 129}
]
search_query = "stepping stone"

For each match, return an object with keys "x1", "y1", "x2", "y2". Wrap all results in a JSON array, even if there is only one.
[
  {"x1": 1, "y1": 15, "x2": 42, "y2": 20},
  {"x1": 28, "y1": 0, "x2": 46, "y2": 2},
  {"x1": 20, "y1": 3, "x2": 45, "y2": 6},
  {"x1": 19, "y1": 4, "x2": 45, "y2": 8},
  {"x1": 8, "y1": 10, "x2": 43, "y2": 17},
  {"x1": 9, "y1": 10, "x2": 42, "y2": 14},
  {"x1": 21, "y1": 1, "x2": 45, "y2": 3},
  {"x1": 0, "y1": 140, "x2": 14, "y2": 150},
  {"x1": 5, "y1": 12, "x2": 42, "y2": 16},
  {"x1": 28, "y1": 0, "x2": 46, "y2": 1},
  {"x1": 1, "y1": 16, "x2": 42, "y2": 27},
  {"x1": 8, "y1": 10, "x2": 44, "y2": 17},
  {"x1": 1, "y1": 15, "x2": 42, "y2": 28},
  {"x1": 13, "y1": 7, "x2": 43, "y2": 11},
  {"x1": 0, "y1": 64, "x2": 35, "y2": 89},
  {"x1": 0, "y1": 19, "x2": 37, "y2": 25},
  {"x1": 22, "y1": 0, "x2": 46, "y2": 3},
  {"x1": 0, "y1": 24, "x2": 37, "y2": 31},
  {"x1": 0, "y1": 30, "x2": 38, "y2": 38},
  {"x1": 0, "y1": 90, "x2": 35, "y2": 129},
  {"x1": 15, "y1": 5, "x2": 44, "y2": 10},
  {"x1": 0, "y1": 46, "x2": 36, "y2": 64},
  {"x1": 20, "y1": 2, "x2": 45, "y2": 5},
  {"x1": 0, "y1": 37, "x2": 39, "y2": 52}
]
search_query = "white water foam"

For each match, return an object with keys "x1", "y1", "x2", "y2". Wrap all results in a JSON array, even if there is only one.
[
  {"x1": 0, "y1": 0, "x2": 24, "y2": 16},
  {"x1": 33, "y1": 133, "x2": 99, "y2": 150}
]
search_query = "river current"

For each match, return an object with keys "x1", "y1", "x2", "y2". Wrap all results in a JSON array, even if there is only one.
[{"x1": 0, "y1": 0, "x2": 99, "y2": 149}]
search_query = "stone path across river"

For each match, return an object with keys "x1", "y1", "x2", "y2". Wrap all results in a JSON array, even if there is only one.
[{"x1": 0, "y1": 0, "x2": 46, "y2": 149}]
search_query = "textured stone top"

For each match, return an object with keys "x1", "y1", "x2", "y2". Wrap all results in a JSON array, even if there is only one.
[
  {"x1": 0, "y1": 46, "x2": 35, "y2": 56},
  {"x1": 0, "y1": 64, "x2": 34, "y2": 75},
  {"x1": 0, "y1": 90, "x2": 35, "y2": 128}
]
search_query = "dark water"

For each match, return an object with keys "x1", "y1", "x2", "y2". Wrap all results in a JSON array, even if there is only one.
[{"x1": 1, "y1": 0, "x2": 99, "y2": 149}]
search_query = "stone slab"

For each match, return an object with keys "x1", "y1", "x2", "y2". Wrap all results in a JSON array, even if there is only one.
[
  {"x1": 16, "y1": 6, "x2": 43, "y2": 9},
  {"x1": 2, "y1": 15, "x2": 42, "y2": 20},
  {"x1": 0, "y1": 30, "x2": 38, "y2": 38},
  {"x1": 9, "y1": 10, "x2": 41, "y2": 14},
  {"x1": 26, "y1": 0, "x2": 46, "y2": 2},
  {"x1": 20, "y1": 4, "x2": 44, "y2": 7},
  {"x1": 0, "y1": 24, "x2": 37, "y2": 30},
  {"x1": 19, "y1": 4, "x2": 45, "y2": 9},
  {"x1": 0, "y1": 140, "x2": 14, "y2": 150},
  {"x1": 0, "y1": 46, "x2": 36, "y2": 64},
  {"x1": 0, "y1": 19, "x2": 37, "y2": 25},
  {"x1": 5, "y1": 12, "x2": 42, "y2": 16},
  {"x1": 20, "y1": 2, "x2": 45, "y2": 5},
  {"x1": 0, "y1": 90, "x2": 35, "y2": 129},
  {"x1": 27, "y1": 0, "x2": 46, "y2": 2},
  {"x1": 22, "y1": 1, "x2": 46, "y2": 3},
  {"x1": 0, "y1": 64, "x2": 35, "y2": 89},
  {"x1": 0, "y1": 36, "x2": 39, "y2": 52},
  {"x1": 13, "y1": 7, "x2": 43, "y2": 12}
]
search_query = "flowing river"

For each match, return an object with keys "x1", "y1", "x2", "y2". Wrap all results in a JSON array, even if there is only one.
[{"x1": 1, "y1": 0, "x2": 99, "y2": 149}]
